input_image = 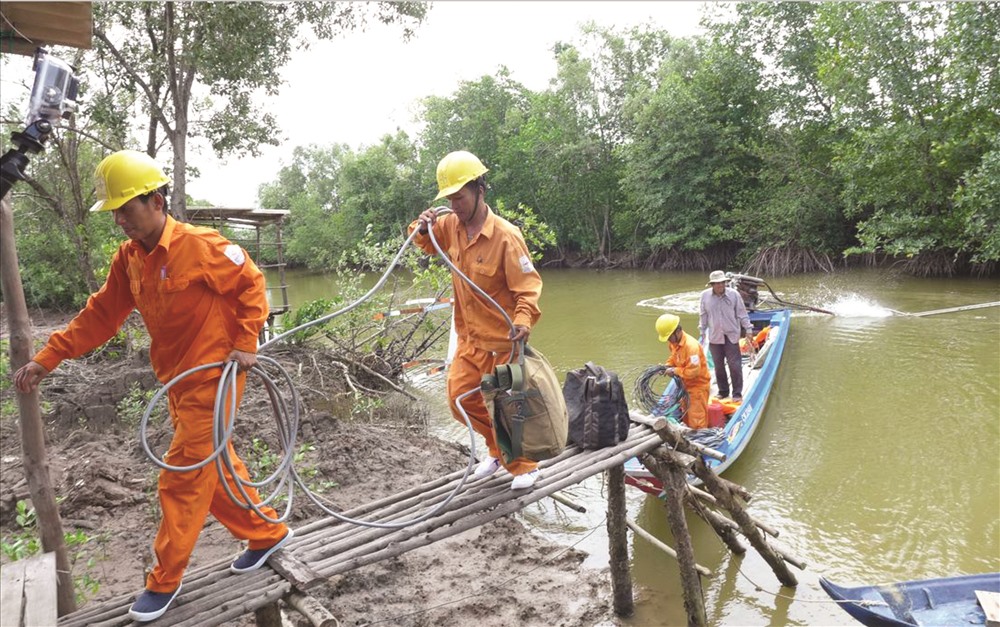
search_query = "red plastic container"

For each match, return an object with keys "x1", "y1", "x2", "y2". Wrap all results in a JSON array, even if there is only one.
[{"x1": 707, "y1": 401, "x2": 726, "y2": 428}]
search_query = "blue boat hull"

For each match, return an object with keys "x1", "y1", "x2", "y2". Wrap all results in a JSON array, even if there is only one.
[
  {"x1": 625, "y1": 308, "x2": 791, "y2": 492},
  {"x1": 819, "y1": 573, "x2": 1000, "y2": 627}
]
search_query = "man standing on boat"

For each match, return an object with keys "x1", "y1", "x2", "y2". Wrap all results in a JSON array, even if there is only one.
[
  {"x1": 656, "y1": 313, "x2": 711, "y2": 429},
  {"x1": 409, "y1": 150, "x2": 544, "y2": 491},
  {"x1": 12, "y1": 150, "x2": 293, "y2": 622},
  {"x1": 699, "y1": 270, "x2": 754, "y2": 401}
]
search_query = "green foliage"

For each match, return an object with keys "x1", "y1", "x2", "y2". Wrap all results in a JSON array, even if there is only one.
[
  {"x1": 1, "y1": 127, "x2": 120, "y2": 308},
  {"x1": 952, "y1": 147, "x2": 1000, "y2": 264},
  {"x1": 116, "y1": 382, "x2": 158, "y2": 428},
  {"x1": 91, "y1": 2, "x2": 427, "y2": 217},
  {"x1": 260, "y1": 143, "x2": 358, "y2": 270},
  {"x1": 338, "y1": 132, "x2": 427, "y2": 239},
  {"x1": 1, "y1": 501, "x2": 41, "y2": 560},
  {"x1": 494, "y1": 200, "x2": 556, "y2": 261},
  {"x1": 622, "y1": 36, "x2": 767, "y2": 256},
  {"x1": 710, "y1": 2, "x2": 1000, "y2": 271},
  {"x1": 1, "y1": 502, "x2": 105, "y2": 604},
  {"x1": 278, "y1": 297, "x2": 342, "y2": 346},
  {"x1": 246, "y1": 437, "x2": 284, "y2": 479},
  {"x1": 1, "y1": 339, "x2": 11, "y2": 405}
]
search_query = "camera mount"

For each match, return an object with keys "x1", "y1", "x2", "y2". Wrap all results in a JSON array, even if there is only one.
[
  {"x1": 1, "y1": 119, "x2": 53, "y2": 199},
  {"x1": 0, "y1": 48, "x2": 79, "y2": 199}
]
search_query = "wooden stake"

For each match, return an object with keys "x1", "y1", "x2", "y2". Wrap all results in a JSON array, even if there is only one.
[
  {"x1": 692, "y1": 458, "x2": 798, "y2": 587},
  {"x1": 685, "y1": 494, "x2": 745, "y2": 555},
  {"x1": 662, "y1": 463, "x2": 707, "y2": 627},
  {"x1": 0, "y1": 194, "x2": 76, "y2": 616},
  {"x1": 606, "y1": 464, "x2": 634, "y2": 617},
  {"x1": 254, "y1": 601, "x2": 282, "y2": 627}
]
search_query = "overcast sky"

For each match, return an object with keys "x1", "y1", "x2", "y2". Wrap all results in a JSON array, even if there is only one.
[
  {"x1": 1, "y1": 2, "x2": 709, "y2": 208},
  {"x1": 191, "y1": 1, "x2": 709, "y2": 207}
]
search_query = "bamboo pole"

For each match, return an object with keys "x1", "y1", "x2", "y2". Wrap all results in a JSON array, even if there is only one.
[
  {"x1": 897, "y1": 301, "x2": 1000, "y2": 317},
  {"x1": 644, "y1": 449, "x2": 752, "y2": 508},
  {"x1": 0, "y1": 194, "x2": 77, "y2": 616},
  {"x1": 59, "y1": 425, "x2": 685, "y2": 626},
  {"x1": 625, "y1": 519, "x2": 712, "y2": 577},
  {"x1": 606, "y1": 464, "x2": 634, "y2": 617},
  {"x1": 549, "y1": 491, "x2": 587, "y2": 513},
  {"x1": 629, "y1": 412, "x2": 725, "y2": 461},
  {"x1": 684, "y1": 483, "x2": 779, "y2": 538},
  {"x1": 312, "y1": 435, "x2": 664, "y2": 576},
  {"x1": 299, "y1": 431, "x2": 662, "y2": 566},
  {"x1": 293, "y1": 424, "x2": 653, "y2": 558},
  {"x1": 287, "y1": 591, "x2": 340, "y2": 627}
]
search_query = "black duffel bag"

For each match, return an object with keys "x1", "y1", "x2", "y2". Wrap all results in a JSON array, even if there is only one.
[{"x1": 563, "y1": 362, "x2": 630, "y2": 449}]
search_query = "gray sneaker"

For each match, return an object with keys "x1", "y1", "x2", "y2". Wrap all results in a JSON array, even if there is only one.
[
  {"x1": 230, "y1": 528, "x2": 295, "y2": 574},
  {"x1": 128, "y1": 584, "x2": 182, "y2": 622}
]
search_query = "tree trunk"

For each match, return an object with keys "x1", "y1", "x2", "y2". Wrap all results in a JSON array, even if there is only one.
[
  {"x1": 0, "y1": 194, "x2": 77, "y2": 616},
  {"x1": 165, "y1": 1, "x2": 189, "y2": 223}
]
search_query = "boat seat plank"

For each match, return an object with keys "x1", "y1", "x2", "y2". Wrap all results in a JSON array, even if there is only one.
[{"x1": 977, "y1": 590, "x2": 1000, "y2": 627}]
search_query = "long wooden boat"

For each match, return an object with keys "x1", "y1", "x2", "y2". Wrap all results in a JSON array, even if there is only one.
[
  {"x1": 819, "y1": 573, "x2": 1000, "y2": 627},
  {"x1": 625, "y1": 274, "x2": 792, "y2": 493}
]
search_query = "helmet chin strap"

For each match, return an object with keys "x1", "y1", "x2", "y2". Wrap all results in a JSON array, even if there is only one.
[{"x1": 468, "y1": 182, "x2": 482, "y2": 224}]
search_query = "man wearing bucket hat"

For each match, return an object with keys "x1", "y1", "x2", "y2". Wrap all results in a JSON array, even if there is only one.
[
  {"x1": 12, "y1": 150, "x2": 292, "y2": 622},
  {"x1": 699, "y1": 270, "x2": 754, "y2": 401},
  {"x1": 409, "y1": 150, "x2": 544, "y2": 491}
]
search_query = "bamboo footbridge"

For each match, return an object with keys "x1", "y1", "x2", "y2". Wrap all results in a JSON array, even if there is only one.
[{"x1": 58, "y1": 413, "x2": 803, "y2": 627}]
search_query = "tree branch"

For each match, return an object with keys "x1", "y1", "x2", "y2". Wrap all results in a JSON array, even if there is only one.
[{"x1": 94, "y1": 27, "x2": 175, "y2": 136}]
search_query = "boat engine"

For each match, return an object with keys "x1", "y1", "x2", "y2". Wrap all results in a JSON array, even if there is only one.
[{"x1": 728, "y1": 273, "x2": 765, "y2": 312}]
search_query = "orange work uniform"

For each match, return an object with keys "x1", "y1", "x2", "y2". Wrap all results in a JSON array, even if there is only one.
[
  {"x1": 666, "y1": 331, "x2": 711, "y2": 429},
  {"x1": 409, "y1": 208, "x2": 542, "y2": 475},
  {"x1": 33, "y1": 216, "x2": 287, "y2": 593}
]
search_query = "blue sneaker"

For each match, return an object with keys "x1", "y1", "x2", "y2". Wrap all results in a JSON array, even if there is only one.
[
  {"x1": 128, "y1": 584, "x2": 182, "y2": 622},
  {"x1": 230, "y1": 528, "x2": 295, "y2": 574}
]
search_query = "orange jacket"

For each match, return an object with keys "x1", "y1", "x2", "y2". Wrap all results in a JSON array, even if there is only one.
[
  {"x1": 34, "y1": 216, "x2": 267, "y2": 387},
  {"x1": 667, "y1": 331, "x2": 711, "y2": 391},
  {"x1": 409, "y1": 208, "x2": 541, "y2": 352}
]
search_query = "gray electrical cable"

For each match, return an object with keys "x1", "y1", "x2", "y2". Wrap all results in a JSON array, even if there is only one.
[{"x1": 139, "y1": 206, "x2": 520, "y2": 529}]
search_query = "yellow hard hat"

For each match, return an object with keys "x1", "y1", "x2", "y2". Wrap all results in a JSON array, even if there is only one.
[
  {"x1": 434, "y1": 150, "x2": 488, "y2": 200},
  {"x1": 90, "y1": 150, "x2": 171, "y2": 212},
  {"x1": 655, "y1": 314, "x2": 680, "y2": 342}
]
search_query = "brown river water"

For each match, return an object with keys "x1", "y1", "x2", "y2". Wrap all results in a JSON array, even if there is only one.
[{"x1": 274, "y1": 267, "x2": 1000, "y2": 626}]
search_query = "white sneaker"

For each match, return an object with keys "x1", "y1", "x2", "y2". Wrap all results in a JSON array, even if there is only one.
[
  {"x1": 510, "y1": 470, "x2": 539, "y2": 491},
  {"x1": 473, "y1": 456, "x2": 501, "y2": 479}
]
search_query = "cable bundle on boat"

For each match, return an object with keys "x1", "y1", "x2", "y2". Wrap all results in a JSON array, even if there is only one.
[
  {"x1": 632, "y1": 365, "x2": 684, "y2": 420},
  {"x1": 632, "y1": 365, "x2": 727, "y2": 449}
]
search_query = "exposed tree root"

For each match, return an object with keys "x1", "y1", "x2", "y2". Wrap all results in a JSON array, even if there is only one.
[{"x1": 746, "y1": 245, "x2": 836, "y2": 276}]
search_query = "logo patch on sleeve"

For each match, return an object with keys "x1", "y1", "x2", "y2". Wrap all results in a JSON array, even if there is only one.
[
  {"x1": 224, "y1": 244, "x2": 246, "y2": 266},
  {"x1": 690, "y1": 354, "x2": 701, "y2": 365},
  {"x1": 518, "y1": 254, "x2": 535, "y2": 274}
]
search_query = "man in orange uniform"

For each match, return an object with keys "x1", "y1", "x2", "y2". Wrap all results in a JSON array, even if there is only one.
[
  {"x1": 410, "y1": 150, "x2": 544, "y2": 490},
  {"x1": 12, "y1": 150, "x2": 292, "y2": 622},
  {"x1": 655, "y1": 313, "x2": 711, "y2": 429}
]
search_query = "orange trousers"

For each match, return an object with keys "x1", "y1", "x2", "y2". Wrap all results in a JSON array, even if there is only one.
[
  {"x1": 683, "y1": 384, "x2": 710, "y2": 430},
  {"x1": 147, "y1": 375, "x2": 287, "y2": 593},
  {"x1": 446, "y1": 341, "x2": 537, "y2": 476}
]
